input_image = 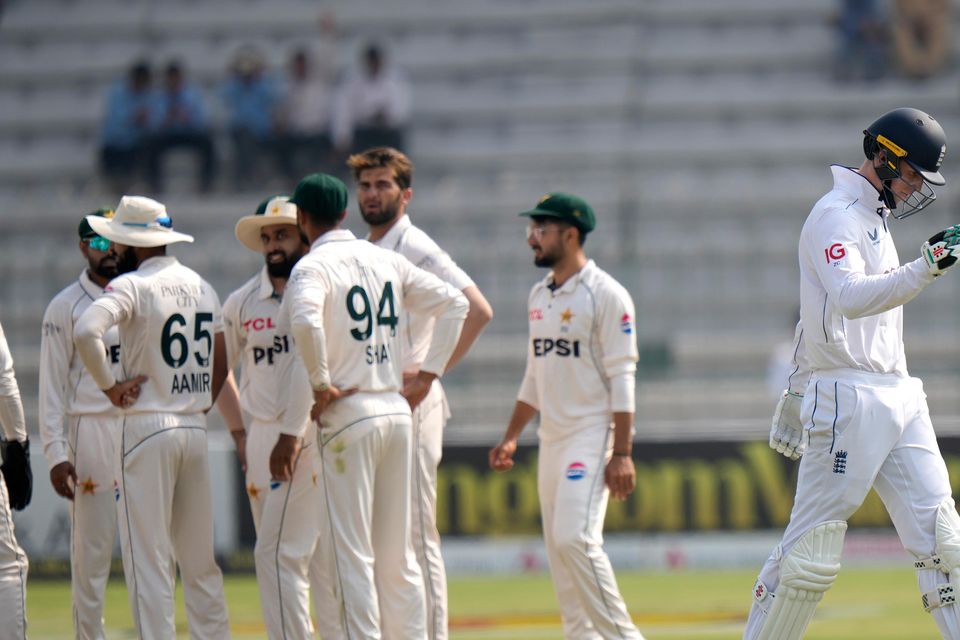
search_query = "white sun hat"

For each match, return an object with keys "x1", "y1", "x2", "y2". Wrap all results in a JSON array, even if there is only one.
[
  {"x1": 234, "y1": 195, "x2": 299, "y2": 252},
  {"x1": 85, "y1": 196, "x2": 194, "y2": 248}
]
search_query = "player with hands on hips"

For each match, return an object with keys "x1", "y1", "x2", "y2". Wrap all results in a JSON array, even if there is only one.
[
  {"x1": 74, "y1": 196, "x2": 231, "y2": 640},
  {"x1": 350, "y1": 146, "x2": 493, "y2": 640},
  {"x1": 746, "y1": 108, "x2": 960, "y2": 640},
  {"x1": 490, "y1": 193, "x2": 644, "y2": 639},
  {"x1": 281, "y1": 173, "x2": 468, "y2": 639},
  {"x1": 0, "y1": 319, "x2": 30, "y2": 639},
  {"x1": 38, "y1": 208, "x2": 134, "y2": 639},
  {"x1": 219, "y1": 194, "x2": 343, "y2": 640}
]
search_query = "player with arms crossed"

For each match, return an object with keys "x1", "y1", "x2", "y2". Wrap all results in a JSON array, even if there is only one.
[
  {"x1": 750, "y1": 108, "x2": 960, "y2": 639},
  {"x1": 490, "y1": 193, "x2": 644, "y2": 640},
  {"x1": 39, "y1": 208, "x2": 124, "y2": 639},
  {"x1": 75, "y1": 196, "x2": 230, "y2": 639},
  {"x1": 349, "y1": 146, "x2": 493, "y2": 639},
  {"x1": 0, "y1": 319, "x2": 31, "y2": 640},
  {"x1": 280, "y1": 173, "x2": 468, "y2": 639},
  {"x1": 221, "y1": 194, "x2": 342, "y2": 639}
]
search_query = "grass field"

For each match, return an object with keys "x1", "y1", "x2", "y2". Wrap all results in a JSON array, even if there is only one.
[{"x1": 25, "y1": 567, "x2": 939, "y2": 639}]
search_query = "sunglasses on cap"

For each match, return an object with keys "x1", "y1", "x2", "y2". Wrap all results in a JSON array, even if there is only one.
[{"x1": 86, "y1": 236, "x2": 110, "y2": 251}]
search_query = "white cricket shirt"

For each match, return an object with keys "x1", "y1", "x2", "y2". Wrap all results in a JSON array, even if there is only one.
[
  {"x1": 39, "y1": 270, "x2": 122, "y2": 468},
  {"x1": 223, "y1": 267, "x2": 308, "y2": 427},
  {"x1": 517, "y1": 260, "x2": 638, "y2": 443},
  {"x1": 796, "y1": 165, "x2": 935, "y2": 379},
  {"x1": 281, "y1": 229, "x2": 468, "y2": 428},
  {"x1": 76, "y1": 256, "x2": 223, "y2": 417},
  {"x1": 0, "y1": 321, "x2": 26, "y2": 442},
  {"x1": 370, "y1": 214, "x2": 475, "y2": 372}
]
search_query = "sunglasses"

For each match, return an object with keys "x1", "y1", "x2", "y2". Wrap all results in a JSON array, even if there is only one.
[{"x1": 87, "y1": 236, "x2": 110, "y2": 251}]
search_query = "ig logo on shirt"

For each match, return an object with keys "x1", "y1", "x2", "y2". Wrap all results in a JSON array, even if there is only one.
[{"x1": 824, "y1": 243, "x2": 846, "y2": 265}]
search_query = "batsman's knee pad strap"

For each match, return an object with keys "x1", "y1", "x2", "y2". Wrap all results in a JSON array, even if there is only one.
[
  {"x1": 757, "y1": 520, "x2": 847, "y2": 640},
  {"x1": 917, "y1": 500, "x2": 960, "y2": 614},
  {"x1": 915, "y1": 502, "x2": 960, "y2": 576}
]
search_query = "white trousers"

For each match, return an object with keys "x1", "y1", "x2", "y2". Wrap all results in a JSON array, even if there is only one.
[
  {"x1": 539, "y1": 427, "x2": 642, "y2": 640},
  {"x1": 410, "y1": 381, "x2": 448, "y2": 640},
  {"x1": 69, "y1": 414, "x2": 121, "y2": 640},
  {"x1": 0, "y1": 471, "x2": 27, "y2": 640},
  {"x1": 744, "y1": 369, "x2": 955, "y2": 638},
  {"x1": 318, "y1": 393, "x2": 425, "y2": 640},
  {"x1": 246, "y1": 419, "x2": 343, "y2": 640},
  {"x1": 117, "y1": 413, "x2": 230, "y2": 640}
]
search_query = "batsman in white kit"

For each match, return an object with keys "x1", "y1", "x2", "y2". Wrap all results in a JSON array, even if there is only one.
[
  {"x1": 39, "y1": 208, "x2": 124, "y2": 639},
  {"x1": 0, "y1": 319, "x2": 31, "y2": 640},
  {"x1": 74, "y1": 196, "x2": 231, "y2": 639},
  {"x1": 222, "y1": 194, "x2": 342, "y2": 640},
  {"x1": 490, "y1": 193, "x2": 643, "y2": 640},
  {"x1": 281, "y1": 173, "x2": 468, "y2": 639},
  {"x1": 349, "y1": 147, "x2": 493, "y2": 640},
  {"x1": 747, "y1": 108, "x2": 960, "y2": 639}
]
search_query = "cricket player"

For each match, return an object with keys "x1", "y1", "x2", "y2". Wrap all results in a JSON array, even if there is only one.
[
  {"x1": 349, "y1": 146, "x2": 493, "y2": 639},
  {"x1": 74, "y1": 195, "x2": 230, "y2": 640},
  {"x1": 279, "y1": 173, "x2": 468, "y2": 639},
  {"x1": 489, "y1": 193, "x2": 643, "y2": 640},
  {"x1": 39, "y1": 208, "x2": 123, "y2": 639},
  {"x1": 748, "y1": 108, "x2": 960, "y2": 639},
  {"x1": 221, "y1": 194, "x2": 342, "y2": 639},
  {"x1": 0, "y1": 319, "x2": 31, "y2": 640}
]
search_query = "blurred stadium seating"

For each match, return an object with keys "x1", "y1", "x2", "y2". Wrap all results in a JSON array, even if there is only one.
[{"x1": 2, "y1": 0, "x2": 960, "y2": 448}]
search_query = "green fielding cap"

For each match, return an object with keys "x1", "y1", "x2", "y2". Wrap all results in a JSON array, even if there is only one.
[
  {"x1": 78, "y1": 207, "x2": 115, "y2": 239},
  {"x1": 518, "y1": 192, "x2": 595, "y2": 233},
  {"x1": 255, "y1": 194, "x2": 288, "y2": 216},
  {"x1": 289, "y1": 173, "x2": 348, "y2": 217}
]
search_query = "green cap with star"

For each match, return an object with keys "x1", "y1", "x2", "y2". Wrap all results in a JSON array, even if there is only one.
[{"x1": 518, "y1": 192, "x2": 595, "y2": 233}]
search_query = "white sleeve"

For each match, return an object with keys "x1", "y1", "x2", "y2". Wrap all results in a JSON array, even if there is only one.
[
  {"x1": 286, "y1": 267, "x2": 331, "y2": 390},
  {"x1": 806, "y1": 209, "x2": 935, "y2": 319},
  {"x1": 409, "y1": 238, "x2": 475, "y2": 292},
  {"x1": 75, "y1": 277, "x2": 136, "y2": 390},
  {"x1": 0, "y1": 322, "x2": 27, "y2": 442},
  {"x1": 399, "y1": 257, "x2": 468, "y2": 376},
  {"x1": 596, "y1": 285, "x2": 638, "y2": 413},
  {"x1": 221, "y1": 292, "x2": 244, "y2": 372},
  {"x1": 516, "y1": 335, "x2": 539, "y2": 410},
  {"x1": 39, "y1": 298, "x2": 73, "y2": 467},
  {"x1": 784, "y1": 320, "x2": 811, "y2": 397}
]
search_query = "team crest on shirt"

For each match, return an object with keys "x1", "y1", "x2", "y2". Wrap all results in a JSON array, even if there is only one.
[
  {"x1": 560, "y1": 308, "x2": 574, "y2": 333},
  {"x1": 620, "y1": 313, "x2": 633, "y2": 334},
  {"x1": 565, "y1": 461, "x2": 587, "y2": 480}
]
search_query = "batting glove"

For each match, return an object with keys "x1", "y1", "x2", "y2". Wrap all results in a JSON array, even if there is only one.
[
  {"x1": 922, "y1": 225, "x2": 960, "y2": 277},
  {"x1": 0, "y1": 438, "x2": 31, "y2": 510},
  {"x1": 769, "y1": 390, "x2": 805, "y2": 461}
]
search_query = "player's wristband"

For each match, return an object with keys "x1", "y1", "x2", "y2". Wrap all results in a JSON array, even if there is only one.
[{"x1": 612, "y1": 451, "x2": 631, "y2": 457}]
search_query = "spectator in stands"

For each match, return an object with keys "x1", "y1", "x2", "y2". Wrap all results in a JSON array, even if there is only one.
[
  {"x1": 146, "y1": 61, "x2": 217, "y2": 194},
  {"x1": 332, "y1": 43, "x2": 411, "y2": 156},
  {"x1": 221, "y1": 45, "x2": 283, "y2": 189},
  {"x1": 276, "y1": 40, "x2": 337, "y2": 181},
  {"x1": 99, "y1": 61, "x2": 156, "y2": 193},
  {"x1": 892, "y1": 0, "x2": 951, "y2": 81},
  {"x1": 833, "y1": 0, "x2": 888, "y2": 82}
]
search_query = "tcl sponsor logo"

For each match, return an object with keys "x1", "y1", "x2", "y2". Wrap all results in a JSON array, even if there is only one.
[
  {"x1": 243, "y1": 317, "x2": 276, "y2": 332},
  {"x1": 529, "y1": 309, "x2": 543, "y2": 321},
  {"x1": 824, "y1": 243, "x2": 846, "y2": 263}
]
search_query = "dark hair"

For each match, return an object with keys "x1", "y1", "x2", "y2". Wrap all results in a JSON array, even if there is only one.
[{"x1": 347, "y1": 147, "x2": 413, "y2": 190}]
